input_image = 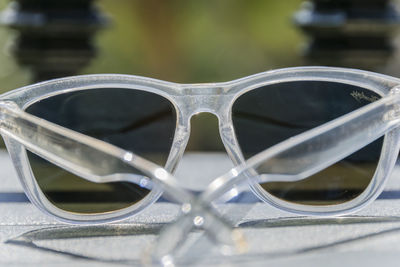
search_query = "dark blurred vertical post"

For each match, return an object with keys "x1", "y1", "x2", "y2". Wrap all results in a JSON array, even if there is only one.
[
  {"x1": 0, "y1": 0, "x2": 108, "y2": 82},
  {"x1": 294, "y1": 0, "x2": 400, "y2": 69}
]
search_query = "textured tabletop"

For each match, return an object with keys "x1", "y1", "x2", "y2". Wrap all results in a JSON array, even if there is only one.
[{"x1": 2, "y1": 150, "x2": 400, "y2": 266}]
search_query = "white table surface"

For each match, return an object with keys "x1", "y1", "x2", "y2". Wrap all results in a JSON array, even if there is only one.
[{"x1": 2, "y1": 150, "x2": 400, "y2": 266}]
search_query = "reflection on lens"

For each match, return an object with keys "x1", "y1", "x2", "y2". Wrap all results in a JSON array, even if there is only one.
[
  {"x1": 26, "y1": 88, "x2": 176, "y2": 214},
  {"x1": 232, "y1": 81, "x2": 383, "y2": 205}
]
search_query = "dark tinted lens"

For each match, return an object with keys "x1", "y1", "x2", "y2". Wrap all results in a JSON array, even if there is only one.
[
  {"x1": 26, "y1": 88, "x2": 176, "y2": 213},
  {"x1": 232, "y1": 81, "x2": 383, "y2": 205}
]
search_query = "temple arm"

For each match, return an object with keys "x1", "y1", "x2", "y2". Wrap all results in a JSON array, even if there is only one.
[
  {"x1": 0, "y1": 101, "x2": 244, "y2": 259},
  {"x1": 153, "y1": 89, "x2": 400, "y2": 261},
  {"x1": 202, "y1": 88, "x2": 400, "y2": 202},
  {"x1": 0, "y1": 101, "x2": 191, "y2": 201}
]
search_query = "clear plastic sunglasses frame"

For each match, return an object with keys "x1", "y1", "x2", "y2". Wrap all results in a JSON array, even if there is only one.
[{"x1": 1, "y1": 66, "x2": 400, "y2": 259}]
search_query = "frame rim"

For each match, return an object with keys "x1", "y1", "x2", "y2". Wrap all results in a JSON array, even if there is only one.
[{"x1": 1, "y1": 66, "x2": 400, "y2": 222}]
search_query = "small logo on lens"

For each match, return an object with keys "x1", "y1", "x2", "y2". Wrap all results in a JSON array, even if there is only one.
[{"x1": 350, "y1": 91, "x2": 379, "y2": 103}]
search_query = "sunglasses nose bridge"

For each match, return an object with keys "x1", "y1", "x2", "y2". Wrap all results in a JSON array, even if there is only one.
[{"x1": 180, "y1": 86, "x2": 232, "y2": 118}]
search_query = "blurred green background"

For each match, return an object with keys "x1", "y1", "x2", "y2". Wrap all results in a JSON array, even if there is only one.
[
  {"x1": 0, "y1": 0, "x2": 306, "y2": 150},
  {"x1": 0, "y1": 1, "x2": 304, "y2": 87},
  {"x1": 90, "y1": 0, "x2": 304, "y2": 82}
]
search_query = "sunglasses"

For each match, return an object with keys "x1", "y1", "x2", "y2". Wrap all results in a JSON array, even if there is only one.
[{"x1": 1, "y1": 66, "x2": 400, "y2": 260}]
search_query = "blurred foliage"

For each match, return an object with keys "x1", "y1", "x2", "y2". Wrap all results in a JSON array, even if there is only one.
[
  {"x1": 87, "y1": 0, "x2": 304, "y2": 82},
  {"x1": 0, "y1": 0, "x2": 304, "y2": 150}
]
